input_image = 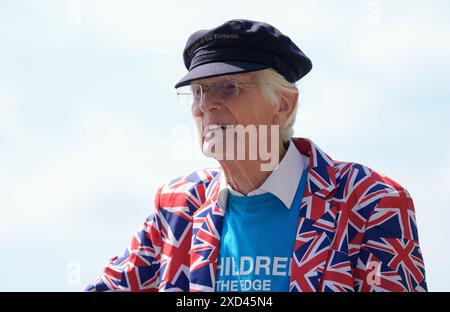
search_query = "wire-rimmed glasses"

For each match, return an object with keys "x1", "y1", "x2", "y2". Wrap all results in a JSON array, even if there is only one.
[{"x1": 176, "y1": 79, "x2": 258, "y2": 107}]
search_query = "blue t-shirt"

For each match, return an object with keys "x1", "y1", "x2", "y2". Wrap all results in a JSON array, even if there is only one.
[{"x1": 215, "y1": 168, "x2": 308, "y2": 292}]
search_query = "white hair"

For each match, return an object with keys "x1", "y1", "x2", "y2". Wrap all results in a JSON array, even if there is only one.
[
  {"x1": 191, "y1": 68, "x2": 299, "y2": 143},
  {"x1": 253, "y1": 68, "x2": 299, "y2": 144}
]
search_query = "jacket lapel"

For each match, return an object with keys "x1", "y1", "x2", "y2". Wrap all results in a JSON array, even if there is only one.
[
  {"x1": 289, "y1": 138, "x2": 338, "y2": 292},
  {"x1": 189, "y1": 171, "x2": 224, "y2": 292}
]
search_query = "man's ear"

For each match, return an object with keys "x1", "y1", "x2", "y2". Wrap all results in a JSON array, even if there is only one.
[{"x1": 273, "y1": 90, "x2": 298, "y2": 125}]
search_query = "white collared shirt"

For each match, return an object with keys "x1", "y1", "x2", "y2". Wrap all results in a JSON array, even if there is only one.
[{"x1": 217, "y1": 139, "x2": 310, "y2": 211}]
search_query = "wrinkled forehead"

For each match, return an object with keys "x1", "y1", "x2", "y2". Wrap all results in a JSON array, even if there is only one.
[{"x1": 191, "y1": 71, "x2": 257, "y2": 85}]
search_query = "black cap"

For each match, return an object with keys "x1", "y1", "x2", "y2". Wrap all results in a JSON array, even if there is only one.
[{"x1": 174, "y1": 19, "x2": 312, "y2": 88}]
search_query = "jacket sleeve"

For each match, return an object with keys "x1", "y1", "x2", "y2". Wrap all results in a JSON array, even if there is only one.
[
  {"x1": 354, "y1": 188, "x2": 427, "y2": 292},
  {"x1": 85, "y1": 187, "x2": 162, "y2": 292}
]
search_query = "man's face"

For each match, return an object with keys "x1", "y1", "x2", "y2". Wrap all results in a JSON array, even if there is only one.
[{"x1": 191, "y1": 71, "x2": 281, "y2": 161}]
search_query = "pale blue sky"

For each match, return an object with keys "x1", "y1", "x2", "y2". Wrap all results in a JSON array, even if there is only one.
[{"x1": 0, "y1": 0, "x2": 449, "y2": 291}]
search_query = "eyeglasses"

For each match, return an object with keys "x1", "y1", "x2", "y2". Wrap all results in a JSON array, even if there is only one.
[{"x1": 176, "y1": 79, "x2": 262, "y2": 106}]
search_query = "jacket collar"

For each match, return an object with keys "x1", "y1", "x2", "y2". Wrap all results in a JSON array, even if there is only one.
[
  {"x1": 189, "y1": 137, "x2": 338, "y2": 292},
  {"x1": 293, "y1": 137, "x2": 337, "y2": 199}
]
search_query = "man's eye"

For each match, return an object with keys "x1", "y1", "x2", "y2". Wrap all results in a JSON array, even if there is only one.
[
  {"x1": 192, "y1": 86, "x2": 202, "y2": 98},
  {"x1": 223, "y1": 81, "x2": 237, "y2": 90},
  {"x1": 218, "y1": 81, "x2": 237, "y2": 96}
]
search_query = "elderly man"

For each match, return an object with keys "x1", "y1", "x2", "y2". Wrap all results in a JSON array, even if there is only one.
[{"x1": 86, "y1": 19, "x2": 427, "y2": 292}]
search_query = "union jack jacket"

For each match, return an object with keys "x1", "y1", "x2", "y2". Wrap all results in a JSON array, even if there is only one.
[{"x1": 86, "y1": 137, "x2": 427, "y2": 292}]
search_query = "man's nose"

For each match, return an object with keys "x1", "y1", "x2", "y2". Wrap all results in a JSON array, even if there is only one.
[{"x1": 198, "y1": 92, "x2": 223, "y2": 113}]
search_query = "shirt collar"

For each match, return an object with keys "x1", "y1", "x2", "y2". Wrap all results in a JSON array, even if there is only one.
[{"x1": 217, "y1": 139, "x2": 310, "y2": 211}]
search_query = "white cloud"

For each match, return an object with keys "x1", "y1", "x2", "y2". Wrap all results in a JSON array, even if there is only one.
[
  {"x1": 0, "y1": 105, "x2": 212, "y2": 240},
  {"x1": 407, "y1": 152, "x2": 450, "y2": 291},
  {"x1": 0, "y1": 83, "x2": 20, "y2": 136},
  {"x1": 294, "y1": 74, "x2": 379, "y2": 140}
]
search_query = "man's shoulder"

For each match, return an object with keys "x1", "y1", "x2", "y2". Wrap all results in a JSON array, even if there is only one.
[
  {"x1": 330, "y1": 160, "x2": 419, "y2": 240},
  {"x1": 331, "y1": 159, "x2": 410, "y2": 205},
  {"x1": 157, "y1": 167, "x2": 222, "y2": 200},
  {"x1": 294, "y1": 137, "x2": 408, "y2": 199}
]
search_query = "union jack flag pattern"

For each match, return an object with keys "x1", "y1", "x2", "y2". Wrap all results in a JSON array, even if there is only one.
[{"x1": 85, "y1": 137, "x2": 427, "y2": 292}]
